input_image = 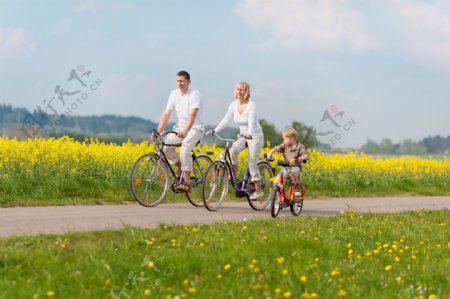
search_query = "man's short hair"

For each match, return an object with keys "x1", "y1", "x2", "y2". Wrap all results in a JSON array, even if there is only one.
[
  {"x1": 282, "y1": 127, "x2": 298, "y2": 140},
  {"x1": 177, "y1": 70, "x2": 190, "y2": 80}
]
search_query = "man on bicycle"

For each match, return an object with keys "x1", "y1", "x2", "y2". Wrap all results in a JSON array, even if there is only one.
[{"x1": 151, "y1": 70, "x2": 205, "y2": 191}]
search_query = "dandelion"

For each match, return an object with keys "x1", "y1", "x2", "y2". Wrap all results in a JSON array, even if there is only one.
[
  {"x1": 282, "y1": 269, "x2": 288, "y2": 275},
  {"x1": 199, "y1": 243, "x2": 205, "y2": 247},
  {"x1": 276, "y1": 257, "x2": 285, "y2": 264},
  {"x1": 188, "y1": 287, "x2": 196, "y2": 293},
  {"x1": 183, "y1": 279, "x2": 189, "y2": 285},
  {"x1": 144, "y1": 289, "x2": 152, "y2": 296},
  {"x1": 275, "y1": 288, "x2": 282, "y2": 294},
  {"x1": 300, "y1": 275, "x2": 307, "y2": 282},
  {"x1": 347, "y1": 249, "x2": 354, "y2": 256},
  {"x1": 224, "y1": 264, "x2": 231, "y2": 271},
  {"x1": 394, "y1": 256, "x2": 400, "y2": 263},
  {"x1": 338, "y1": 289, "x2": 347, "y2": 297},
  {"x1": 428, "y1": 295, "x2": 436, "y2": 299},
  {"x1": 411, "y1": 255, "x2": 417, "y2": 260},
  {"x1": 104, "y1": 279, "x2": 111, "y2": 286},
  {"x1": 147, "y1": 261, "x2": 154, "y2": 268},
  {"x1": 217, "y1": 274, "x2": 222, "y2": 280},
  {"x1": 331, "y1": 269, "x2": 340, "y2": 276},
  {"x1": 283, "y1": 291, "x2": 292, "y2": 298},
  {"x1": 385, "y1": 265, "x2": 392, "y2": 271},
  {"x1": 33, "y1": 294, "x2": 39, "y2": 299},
  {"x1": 46, "y1": 291, "x2": 55, "y2": 297}
]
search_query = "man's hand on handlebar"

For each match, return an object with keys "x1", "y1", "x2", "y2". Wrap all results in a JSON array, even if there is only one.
[
  {"x1": 244, "y1": 134, "x2": 253, "y2": 139},
  {"x1": 150, "y1": 130, "x2": 159, "y2": 142},
  {"x1": 205, "y1": 130, "x2": 215, "y2": 136}
]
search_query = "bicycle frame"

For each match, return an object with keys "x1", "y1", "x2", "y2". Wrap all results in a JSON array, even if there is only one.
[
  {"x1": 213, "y1": 133, "x2": 254, "y2": 197},
  {"x1": 153, "y1": 130, "x2": 205, "y2": 184},
  {"x1": 274, "y1": 169, "x2": 297, "y2": 203}
]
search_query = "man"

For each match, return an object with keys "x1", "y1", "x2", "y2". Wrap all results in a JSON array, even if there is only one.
[{"x1": 151, "y1": 70, "x2": 205, "y2": 191}]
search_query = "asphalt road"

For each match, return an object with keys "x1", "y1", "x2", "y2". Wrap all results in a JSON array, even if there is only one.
[{"x1": 1, "y1": 196, "x2": 449, "y2": 237}]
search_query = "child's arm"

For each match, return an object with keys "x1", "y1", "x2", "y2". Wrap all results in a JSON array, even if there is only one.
[
  {"x1": 297, "y1": 144, "x2": 310, "y2": 163},
  {"x1": 266, "y1": 144, "x2": 283, "y2": 159}
]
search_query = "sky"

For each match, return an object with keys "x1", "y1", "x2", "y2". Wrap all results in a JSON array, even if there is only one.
[{"x1": 1, "y1": 0, "x2": 449, "y2": 148}]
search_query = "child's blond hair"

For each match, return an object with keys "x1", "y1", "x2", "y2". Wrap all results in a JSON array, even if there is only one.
[{"x1": 282, "y1": 127, "x2": 298, "y2": 140}]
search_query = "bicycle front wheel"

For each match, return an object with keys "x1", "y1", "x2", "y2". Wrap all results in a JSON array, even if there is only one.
[
  {"x1": 185, "y1": 155, "x2": 212, "y2": 207},
  {"x1": 130, "y1": 153, "x2": 169, "y2": 207},
  {"x1": 202, "y1": 161, "x2": 229, "y2": 211},
  {"x1": 290, "y1": 183, "x2": 306, "y2": 216},
  {"x1": 247, "y1": 161, "x2": 275, "y2": 211},
  {"x1": 271, "y1": 188, "x2": 281, "y2": 218}
]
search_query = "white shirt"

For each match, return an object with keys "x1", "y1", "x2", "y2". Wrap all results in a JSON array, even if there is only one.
[
  {"x1": 166, "y1": 87, "x2": 204, "y2": 131},
  {"x1": 214, "y1": 100, "x2": 263, "y2": 137}
]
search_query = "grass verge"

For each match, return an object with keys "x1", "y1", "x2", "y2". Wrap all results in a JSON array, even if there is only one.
[{"x1": 1, "y1": 209, "x2": 448, "y2": 298}]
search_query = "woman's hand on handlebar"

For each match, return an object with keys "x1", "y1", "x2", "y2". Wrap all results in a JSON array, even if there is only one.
[
  {"x1": 244, "y1": 134, "x2": 253, "y2": 140},
  {"x1": 205, "y1": 129, "x2": 215, "y2": 136}
]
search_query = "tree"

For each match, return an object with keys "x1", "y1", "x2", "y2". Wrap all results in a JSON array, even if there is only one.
[
  {"x1": 379, "y1": 138, "x2": 396, "y2": 154},
  {"x1": 259, "y1": 119, "x2": 282, "y2": 147},
  {"x1": 360, "y1": 139, "x2": 380, "y2": 154},
  {"x1": 291, "y1": 121, "x2": 318, "y2": 149}
]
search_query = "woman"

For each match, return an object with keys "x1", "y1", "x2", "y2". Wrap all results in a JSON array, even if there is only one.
[{"x1": 207, "y1": 82, "x2": 265, "y2": 200}]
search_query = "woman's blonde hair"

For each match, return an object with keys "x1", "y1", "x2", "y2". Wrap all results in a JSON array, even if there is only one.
[
  {"x1": 234, "y1": 81, "x2": 251, "y2": 100},
  {"x1": 282, "y1": 127, "x2": 298, "y2": 140}
]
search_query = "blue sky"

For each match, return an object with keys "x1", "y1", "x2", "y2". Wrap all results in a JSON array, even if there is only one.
[{"x1": 1, "y1": 0, "x2": 449, "y2": 148}]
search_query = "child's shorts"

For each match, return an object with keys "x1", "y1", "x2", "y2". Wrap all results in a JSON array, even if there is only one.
[{"x1": 280, "y1": 166, "x2": 301, "y2": 179}]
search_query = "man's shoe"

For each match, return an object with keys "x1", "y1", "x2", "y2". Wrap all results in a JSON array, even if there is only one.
[
  {"x1": 176, "y1": 182, "x2": 191, "y2": 192},
  {"x1": 249, "y1": 191, "x2": 264, "y2": 200}
]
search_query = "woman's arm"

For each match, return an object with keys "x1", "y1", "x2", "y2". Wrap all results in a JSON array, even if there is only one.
[
  {"x1": 214, "y1": 102, "x2": 235, "y2": 133},
  {"x1": 247, "y1": 101, "x2": 258, "y2": 136}
]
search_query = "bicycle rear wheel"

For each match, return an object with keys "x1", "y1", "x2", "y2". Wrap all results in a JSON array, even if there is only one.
[
  {"x1": 247, "y1": 161, "x2": 275, "y2": 211},
  {"x1": 271, "y1": 188, "x2": 282, "y2": 218},
  {"x1": 185, "y1": 155, "x2": 212, "y2": 207},
  {"x1": 130, "y1": 153, "x2": 169, "y2": 207},
  {"x1": 202, "y1": 161, "x2": 228, "y2": 211}
]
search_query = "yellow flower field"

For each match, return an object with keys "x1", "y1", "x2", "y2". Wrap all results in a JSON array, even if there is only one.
[{"x1": 0, "y1": 136, "x2": 448, "y2": 205}]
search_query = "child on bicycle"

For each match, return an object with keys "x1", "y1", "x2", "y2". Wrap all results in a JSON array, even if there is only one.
[{"x1": 266, "y1": 127, "x2": 310, "y2": 198}]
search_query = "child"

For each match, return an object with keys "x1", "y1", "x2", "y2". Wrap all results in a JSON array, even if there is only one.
[{"x1": 266, "y1": 127, "x2": 310, "y2": 198}]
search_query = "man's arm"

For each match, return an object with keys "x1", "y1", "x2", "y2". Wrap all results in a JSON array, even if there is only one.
[
  {"x1": 178, "y1": 108, "x2": 198, "y2": 138},
  {"x1": 151, "y1": 109, "x2": 171, "y2": 141}
]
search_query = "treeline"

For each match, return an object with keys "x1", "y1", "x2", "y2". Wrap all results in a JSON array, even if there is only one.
[
  {"x1": 1, "y1": 104, "x2": 448, "y2": 154},
  {"x1": 360, "y1": 136, "x2": 449, "y2": 155},
  {"x1": 0, "y1": 104, "x2": 156, "y2": 143}
]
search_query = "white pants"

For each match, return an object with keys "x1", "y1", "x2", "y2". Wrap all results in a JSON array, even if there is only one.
[
  {"x1": 163, "y1": 129, "x2": 205, "y2": 172},
  {"x1": 230, "y1": 136, "x2": 264, "y2": 182},
  {"x1": 280, "y1": 167, "x2": 301, "y2": 179}
]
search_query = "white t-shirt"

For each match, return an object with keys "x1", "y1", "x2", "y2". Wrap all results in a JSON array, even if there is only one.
[
  {"x1": 214, "y1": 100, "x2": 263, "y2": 137},
  {"x1": 166, "y1": 87, "x2": 204, "y2": 131}
]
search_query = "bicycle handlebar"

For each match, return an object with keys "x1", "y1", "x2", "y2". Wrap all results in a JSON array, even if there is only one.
[{"x1": 211, "y1": 132, "x2": 245, "y2": 143}]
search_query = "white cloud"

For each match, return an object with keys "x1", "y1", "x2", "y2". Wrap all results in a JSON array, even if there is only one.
[
  {"x1": 236, "y1": 0, "x2": 378, "y2": 52},
  {"x1": 0, "y1": 27, "x2": 35, "y2": 57},
  {"x1": 393, "y1": 0, "x2": 450, "y2": 65}
]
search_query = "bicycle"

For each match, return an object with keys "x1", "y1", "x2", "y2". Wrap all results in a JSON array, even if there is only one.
[
  {"x1": 130, "y1": 129, "x2": 212, "y2": 207},
  {"x1": 268, "y1": 156, "x2": 307, "y2": 218},
  {"x1": 201, "y1": 132, "x2": 275, "y2": 211}
]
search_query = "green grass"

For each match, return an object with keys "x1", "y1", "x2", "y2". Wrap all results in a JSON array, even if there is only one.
[{"x1": 1, "y1": 210, "x2": 448, "y2": 298}]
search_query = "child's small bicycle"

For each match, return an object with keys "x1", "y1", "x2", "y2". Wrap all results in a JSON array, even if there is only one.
[{"x1": 267, "y1": 156, "x2": 307, "y2": 218}]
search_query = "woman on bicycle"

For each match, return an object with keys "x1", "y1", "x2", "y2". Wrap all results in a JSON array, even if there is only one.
[{"x1": 206, "y1": 81, "x2": 265, "y2": 200}]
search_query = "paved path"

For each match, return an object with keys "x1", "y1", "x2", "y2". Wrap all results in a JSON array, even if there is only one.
[{"x1": 1, "y1": 196, "x2": 449, "y2": 237}]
